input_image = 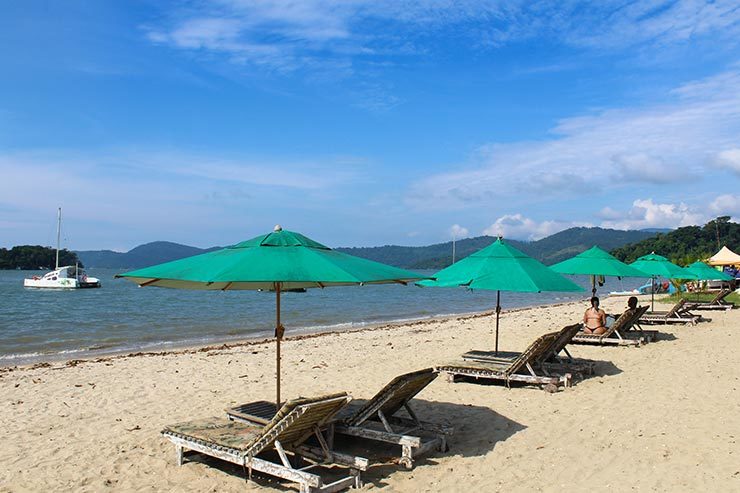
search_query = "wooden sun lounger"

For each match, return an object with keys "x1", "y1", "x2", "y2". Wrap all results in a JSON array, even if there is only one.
[
  {"x1": 684, "y1": 289, "x2": 735, "y2": 311},
  {"x1": 436, "y1": 331, "x2": 572, "y2": 389},
  {"x1": 639, "y1": 299, "x2": 703, "y2": 325},
  {"x1": 463, "y1": 323, "x2": 594, "y2": 374},
  {"x1": 227, "y1": 369, "x2": 452, "y2": 469},
  {"x1": 163, "y1": 393, "x2": 368, "y2": 493},
  {"x1": 571, "y1": 306, "x2": 653, "y2": 346}
]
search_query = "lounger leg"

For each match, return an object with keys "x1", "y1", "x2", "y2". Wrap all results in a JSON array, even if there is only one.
[
  {"x1": 400, "y1": 445, "x2": 413, "y2": 470},
  {"x1": 439, "y1": 436, "x2": 448, "y2": 453},
  {"x1": 175, "y1": 444, "x2": 183, "y2": 466},
  {"x1": 352, "y1": 468, "x2": 363, "y2": 489}
]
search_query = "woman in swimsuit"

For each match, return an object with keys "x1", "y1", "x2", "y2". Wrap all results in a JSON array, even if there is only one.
[{"x1": 583, "y1": 296, "x2": 607, "y2": 335}]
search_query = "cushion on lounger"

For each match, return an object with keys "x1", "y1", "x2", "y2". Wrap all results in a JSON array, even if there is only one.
[{"x1": 163, "y1": 417, "x2": 264, "y2": 451}]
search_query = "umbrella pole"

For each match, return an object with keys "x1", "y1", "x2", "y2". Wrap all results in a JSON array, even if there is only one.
[
  {"x1": 494, "y1": 290, "x2": 501, "y2": 355},
  {"x1": 651, "y1": 276, "x2": 655, "y2": 312},
  {"x1": 275, "y1": 283, "x2": 282, "y2": 410},
  {"x1": 591, "y1": 275, "x2": 596, "y2": 297}
]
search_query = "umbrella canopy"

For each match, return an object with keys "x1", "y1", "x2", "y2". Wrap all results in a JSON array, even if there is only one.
[
  {"x1": 629, "y1": 252, "x2": 698, "y2": 310},
  {"x1": 550, "y1": 246, "x2": 650, "y2": 295},
  {"x1": 118, "y1": 227, "x2": 424, "y2": 290},
  {"x1": 117, "y1": 225, "x2": 427, "y2": 406},
  {"x1": 418, "y1": 238, "x2": 583, "y2": 353},
  {"x1": 685, "y1": 261, "x2": 734, "y2": 281},
  {"x1": 707, "y1": 246, "x2": 740, "y2": 266},
  {"x1": 629, "y1": 252, "x2": 698, "y2": 280}
]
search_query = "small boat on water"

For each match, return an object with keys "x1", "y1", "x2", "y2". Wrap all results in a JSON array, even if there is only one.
[
  {"x1": 24, "y1": 265, "x2": 101, "y2": 289},
  {"x1": 23, "y1": 208, "x2": 101, "y2": 289}
]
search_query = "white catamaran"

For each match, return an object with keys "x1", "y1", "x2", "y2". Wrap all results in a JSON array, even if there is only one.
[{"x1": 23, "y1": 208, "x2": 101, "y2": 289}]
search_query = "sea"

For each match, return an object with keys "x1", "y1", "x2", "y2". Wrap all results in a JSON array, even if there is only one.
[{"x1": 0, "y1": 269, "x2": 645, "y2": 366}]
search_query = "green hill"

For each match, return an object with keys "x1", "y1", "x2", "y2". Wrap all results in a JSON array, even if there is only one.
[
  {"x1": 74, "y1": 226, "x2": 663, "y2": 270},
  {"x1": 336, "y1": 227, "x2": 657, "y2": 269},
  {"x1": 76, "y1": 241, "x2": 220, "y2": 269},
  {"x1": 0, "y1": 245, "x2": 82, "y2": 270},
  {"x1": 610, "y1": 217, "x2": 739, "y2": 264}
]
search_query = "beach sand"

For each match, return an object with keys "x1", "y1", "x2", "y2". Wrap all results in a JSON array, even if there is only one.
[{"x1": 1, "y1": 295, "x2": 739, "y2": 492}]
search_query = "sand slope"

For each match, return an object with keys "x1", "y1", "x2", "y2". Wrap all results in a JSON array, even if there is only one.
[{"x1": 1, "y1": 296, "x2": 739, "y2": 492}]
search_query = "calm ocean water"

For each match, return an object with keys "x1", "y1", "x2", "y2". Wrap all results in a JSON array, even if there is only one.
[{"x1": 0, "y1": 269, "x2": 644, "y2": 365}]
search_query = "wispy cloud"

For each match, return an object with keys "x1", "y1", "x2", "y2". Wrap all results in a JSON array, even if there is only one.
[
  {"x1": 0, "y1": 149, "x2": 364, "y2": 248},
  {"x1": 145, "y1": 1, "x2": 740, "y2": 73},
  {"x1": 406, "y1": 66, "x2": 740, "y2": 211},
  {"x1": 141, "y1": 1, "x2": 740, "y2": 114}
]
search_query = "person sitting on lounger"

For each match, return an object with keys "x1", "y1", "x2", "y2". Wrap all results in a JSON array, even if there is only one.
[
  {"x1": 626, "y1": 296, "x2": 638, "y2": 311},
  {"x1": 583, "y1": 296, "x2": 607, "y2": 334}
]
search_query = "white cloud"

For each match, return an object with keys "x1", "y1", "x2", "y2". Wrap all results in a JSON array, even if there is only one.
[
  {"x1": 600, "y1": 198, "x2": 706, "y2": 230},
  {"x1": 712, "y1": 148, "x2": 740, "y2": 174},
  {"x1": 482, "y1": 214, "x2": 591, "y2": 241},
  {"x1": 406, "y1": 66, "x2": 740, "y2": 210},
  {"x1": 611, "y1": 153, "x2": 692, "y2": 184},
  {"x1": 449, "y1": 224, "x2": 469, "y2": 239},
  {"x1": 709, "y1": 194, "x2": 740, "y2": 216}
]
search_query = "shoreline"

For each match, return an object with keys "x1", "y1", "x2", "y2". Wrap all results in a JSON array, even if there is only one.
[{"x1": 0, "y1": 296, "x2": 591, "y2": 372}]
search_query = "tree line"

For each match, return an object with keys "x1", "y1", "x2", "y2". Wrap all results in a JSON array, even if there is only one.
[
  {"x1": 0, "y1": 245, "x2": 83, "y2": 270},
  {"x1": 611, "y1": 217, "x2": 739, "y2": 265}
]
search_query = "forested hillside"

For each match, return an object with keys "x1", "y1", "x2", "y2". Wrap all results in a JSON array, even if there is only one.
[
  {"x1": 73, "y1": 226, "x2": 669, "y2": 270},
  {"x1": 611, "y1": 217, "x2": 739, "y2": 264},
  {"x1": 0, "y1": 246, "x2": 82, "y2": 270},
  {"x1": 76, "y1": 241, "x2": 220, "y2": 269},
  {"x1": 337, "y1": 227, "x2": 658, "y2": 268}
]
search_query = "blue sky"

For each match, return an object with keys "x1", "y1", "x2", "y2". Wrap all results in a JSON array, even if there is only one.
[{"x1": 1, "y1": 1, "x2": 739, "y2": 251}]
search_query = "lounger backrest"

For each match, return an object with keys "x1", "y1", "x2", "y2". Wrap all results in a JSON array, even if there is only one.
[
  {"x1": 665, "y1": 298, "x2": 686, "y2": 318},
  {"x1": 344, "y1": 368, "x2": 437, "y2": 427},
  {"x1": 544, "y1": 323, "x2": 583, "y2": 358},
  {"x1": 601, "y1": 309, "x2": 631, "y2": 337},
  {"x1": 506, "y1": 331, "x2": 560, "y2": 376},
  {"x1": 630, "y1": 305, "x2": 649, "y2": 325},
  {"x1": 247, "y1": 393, "x2": 350, "y2": 455},
  {"x1": 713, "y1": 288, "x2": 731, "y2": 304}
]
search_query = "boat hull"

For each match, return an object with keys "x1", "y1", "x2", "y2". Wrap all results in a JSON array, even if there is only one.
[{"x1": 23, "y1": 277, "x2": 101, "y2": 289}]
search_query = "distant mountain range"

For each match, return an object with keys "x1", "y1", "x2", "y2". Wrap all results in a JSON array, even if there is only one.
[
  {"x1": 76, "y1": 242, "x2": 221, "y2": 270},
  {"x1": 338, "y1": 227, "x2": 659, "y2": 269},
  {"x1": 76, "y1": 227, "x2": 662, "y2": 270}
]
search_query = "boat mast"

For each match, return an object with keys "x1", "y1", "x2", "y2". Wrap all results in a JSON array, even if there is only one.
[{"x1": 55, "y1": 207, "x2": 61, "y2": 270}]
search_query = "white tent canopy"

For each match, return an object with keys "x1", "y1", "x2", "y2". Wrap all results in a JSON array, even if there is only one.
[{"x1": 707, "y1": 246, "x2": 740, "y2": 266}]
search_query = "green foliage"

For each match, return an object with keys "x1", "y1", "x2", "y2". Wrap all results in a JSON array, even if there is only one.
[
  {"x1": 611, "y1": 217, "x2": 740, "y2": 264},
  {"x1": 660, "y1": 291, "x2": 740, "y2": 305},
  {"x1": 0, "y1": 245, "x2": 82, "y2": 270}
]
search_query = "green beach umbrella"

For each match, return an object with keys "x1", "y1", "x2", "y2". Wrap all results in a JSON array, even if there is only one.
[
  {"x1": 685, "y1": 261, "x2": 733, "y2": 281},
  {"x1": 629, "y1": 252, "x2": 698, "y2": 310},
  {"x1": 117, "y1": 225, "x2": 427, "y2": 407},
  {"x1": 418, "y1": 237, "x2": 583, "y2": 354},
  {"x1": 550, "y1": 245, "x2": 650, "y2": 296}
]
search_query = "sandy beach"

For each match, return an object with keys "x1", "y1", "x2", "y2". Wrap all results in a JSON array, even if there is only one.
[{"x1": 1, "y1": 295, "x2": 739, "y2": 492}]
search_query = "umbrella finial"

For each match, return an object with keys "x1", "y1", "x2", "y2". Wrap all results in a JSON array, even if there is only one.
[{"x1": 274, "y1": 224, "x2": 283, "y2": 232}]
